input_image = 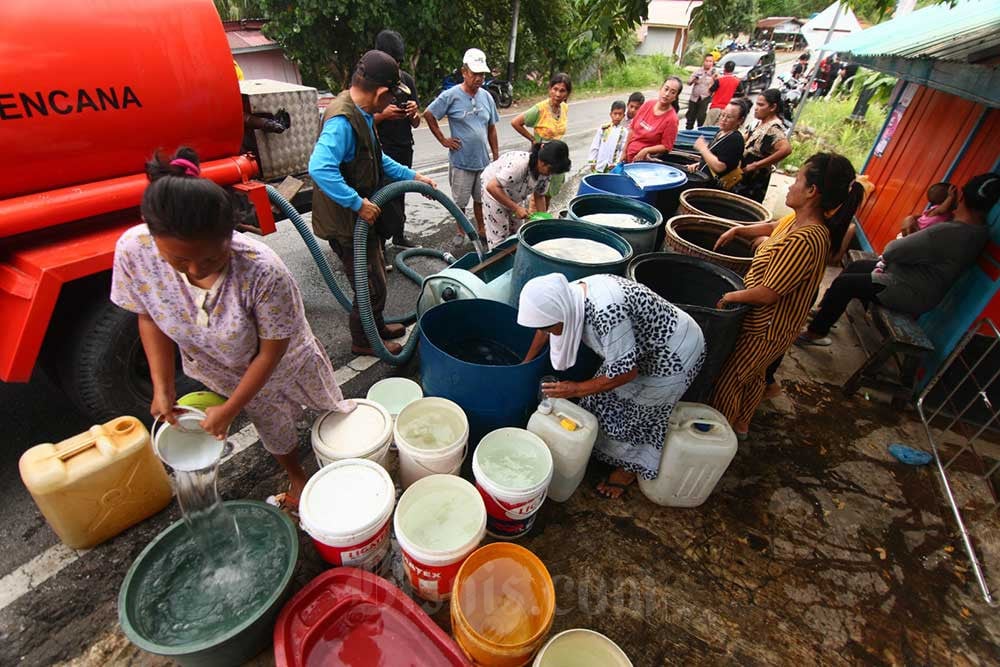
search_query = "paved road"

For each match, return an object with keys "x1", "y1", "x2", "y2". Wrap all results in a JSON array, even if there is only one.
[{"x1": 0, "y1": 57, "x2": 802, "y2": 664}]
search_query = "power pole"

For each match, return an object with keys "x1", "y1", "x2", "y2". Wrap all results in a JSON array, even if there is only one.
[
  {"x1": 506, "y1": 0, "x2": 520, "y2": 82},
  {"x1": 787, "y1": 1, "x2": 844, "y2": 136}
]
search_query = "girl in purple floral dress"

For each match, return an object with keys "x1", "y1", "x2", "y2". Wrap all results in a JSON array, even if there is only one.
[{"x1": 111, "y1": 148, "x2": 353, "y2": 509}]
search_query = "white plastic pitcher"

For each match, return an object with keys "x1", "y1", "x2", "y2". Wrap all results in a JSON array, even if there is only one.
[
  {"x1": 151, "y1": 406, "x2": 227, "y2": 472},
  {"x1": 527, "y1": 398, "x2": 598, "y2": 502},
  {"x1": 393, "y1": 397, "x2": 469, "y2": 489},
  {"x1": 638, "y1": 402, "x2": 738, "y2": 508},
  {"x1": 534, "y1": 629, "x2": 633, "y2": 667}
]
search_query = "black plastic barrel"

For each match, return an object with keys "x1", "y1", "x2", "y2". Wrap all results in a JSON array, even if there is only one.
[{"x1": 628, "y1": 253, "x2": 748, "y2": 402}]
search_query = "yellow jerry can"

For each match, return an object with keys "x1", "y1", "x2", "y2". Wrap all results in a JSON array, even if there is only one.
[{"x1": 19, "y1": 416, "x2": 173, "y2": 549}]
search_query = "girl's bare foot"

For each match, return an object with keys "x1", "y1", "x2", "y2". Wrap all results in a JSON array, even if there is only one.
[
  {"x1": 596, "y1": 468, "x2": 637, "y2": 499},
  {"x1": 764, "y1": 382, "x2": 783, "y2": 400}
]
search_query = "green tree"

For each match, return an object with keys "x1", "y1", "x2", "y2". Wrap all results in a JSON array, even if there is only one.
[{"x1": 691, "y1": 0, "x2": 759, "y2": 37}]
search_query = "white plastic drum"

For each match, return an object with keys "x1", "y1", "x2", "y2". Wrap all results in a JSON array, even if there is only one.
[
  {"x1": 311, "y1": 399, "x2": 393, "y2": 468},
  {"x1": 393, "y1": 398, "x2": 469, "y2": 489},
  {"x1": 299, "y1": 458, "x2": 395, "y2": 570}
]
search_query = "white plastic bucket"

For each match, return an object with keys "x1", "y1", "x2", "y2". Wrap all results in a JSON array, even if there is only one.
[
  {"x1": 534, "y1": 629, "x2": 633, "y2": 666},
  {"x1": 472, "y1": 427, "x2": 553, "y2": 540},
  {"x1": 394, "y1": 474, "x2": 486, "y2": 602},
  {"x1": 151, "y1": 406, "x2": 226, "y2": 472},
  {"x1": 299, "y1": 458, "x2": 395, "y2": 571},
  {"x1": 366, "y1": 377, "x2": 423, "y2": 418},
  {"x1": 393, "y1": 397, "x2": 469, "y2": 489},
  {"x1": 311, "y1": 399, "x2": 393, "y2": 468}
]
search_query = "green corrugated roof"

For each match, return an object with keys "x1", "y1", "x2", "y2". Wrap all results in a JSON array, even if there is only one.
[{"x1": 825, "y1": 0, "x2": 1000, "y2": 63}]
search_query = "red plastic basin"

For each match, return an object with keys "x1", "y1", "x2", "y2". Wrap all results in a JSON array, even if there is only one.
[{"x1": 273, "y1": 567, "x2": 471, "y2": 667}]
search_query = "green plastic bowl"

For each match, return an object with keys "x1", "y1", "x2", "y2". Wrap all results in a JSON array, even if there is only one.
[{"x1": 118, "y1": 500, "x2": 298, "y2": 667}]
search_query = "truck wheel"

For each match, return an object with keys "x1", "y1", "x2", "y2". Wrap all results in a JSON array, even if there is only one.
[{"x1": 57, "y1": 300, "x2": 200, "y2": 422}]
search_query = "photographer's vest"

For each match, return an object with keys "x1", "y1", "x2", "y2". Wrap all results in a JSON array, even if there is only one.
[{"x1": 311, "y1": 90, "x2": 384, "y2": 244}]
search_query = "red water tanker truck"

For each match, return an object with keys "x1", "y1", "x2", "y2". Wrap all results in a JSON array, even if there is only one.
[{"x1": 0, "y1": 0, "x2": 314, "y2": 420}]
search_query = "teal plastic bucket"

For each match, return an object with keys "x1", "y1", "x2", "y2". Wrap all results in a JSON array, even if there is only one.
[
  {"x1": 119, "y1": 500, "x2": 299, "y2": 667},
  {"x1": 566, "y1": 194, "x2": 664, "y2": 255},
  {"x1": 510, "y1": 219, "x2": 633, "y2": 303}
]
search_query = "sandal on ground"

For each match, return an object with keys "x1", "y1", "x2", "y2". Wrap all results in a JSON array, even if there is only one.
[
  {"x1": 266, "y1": 492, "x2": 300, "y2": 518},
  {"x1": 795, "y1": 334, "x2": 832, "y2": 347}
]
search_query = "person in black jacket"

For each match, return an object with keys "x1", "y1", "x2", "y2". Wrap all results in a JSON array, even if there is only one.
[{"x1": 373, "y1": 30, "x2": 421, "y2": 248}]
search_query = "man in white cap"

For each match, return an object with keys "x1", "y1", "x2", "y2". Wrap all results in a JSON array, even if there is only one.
[{"x1": 424, "y1": 47, "x2": 500, "y2": 246}]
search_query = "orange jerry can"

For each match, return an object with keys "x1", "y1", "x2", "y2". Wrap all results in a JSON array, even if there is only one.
[{"x1": 19, "y1": 416, "x2": 173, "y2": 549}]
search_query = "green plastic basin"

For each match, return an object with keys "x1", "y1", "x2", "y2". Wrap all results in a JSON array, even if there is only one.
[{"x1": 118, "y1": 500, "x2": 298, "y2": 667}]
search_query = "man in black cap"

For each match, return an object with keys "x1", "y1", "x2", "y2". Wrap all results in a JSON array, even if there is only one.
[
  {"x1": 372, "y1": 30, "x2": 421, "y2": 249},
  {"x1": 308, "y1": 50, "x2": 436, "y2": 356}
]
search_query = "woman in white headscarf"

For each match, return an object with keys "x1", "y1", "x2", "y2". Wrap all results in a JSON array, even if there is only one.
[{"x1": 519, "y1": 273, "x2": 706, "y2": 498}]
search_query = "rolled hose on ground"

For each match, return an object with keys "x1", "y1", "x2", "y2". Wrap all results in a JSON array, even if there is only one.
[
  {"x1": 355, "y1": 179, "x2": 483, "y2": 364},
  {"x1": 266, "y1": 181, "x2": 480, "y2": 364}
]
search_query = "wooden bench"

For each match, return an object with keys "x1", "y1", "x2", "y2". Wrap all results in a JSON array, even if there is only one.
[{"x1": 840, "y1": 249, "x2": 935, "y2": 408}]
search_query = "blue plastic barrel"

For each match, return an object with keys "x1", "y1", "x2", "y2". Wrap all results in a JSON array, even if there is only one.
[
  {"x1": 509, "y1": 219, "x2": 633, "y2": 304},
  {"x1": 419, "y1": 300, "x2": 551, "y2": 446},
  {"x1": 577, "y1": 173, "x2": 651, "y2": 203},
  {"x1": 566, "y1": 194, "x2": 663, "y2": 255}
]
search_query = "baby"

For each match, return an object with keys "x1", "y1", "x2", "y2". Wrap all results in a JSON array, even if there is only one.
[
  {"x1": 587, "y1": 100, "x2": 629, "y2": 173},
  {"x1": 899, "y1": 182, "x2": 956, "y2": 237}
]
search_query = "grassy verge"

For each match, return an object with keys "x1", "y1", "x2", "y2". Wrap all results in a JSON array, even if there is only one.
[
  {"x1": 785, "y1": 94, "x2": 887, "y2": 172},
  {"x1": 513, "y1": 55, "x2": 686, "y2": 101}
]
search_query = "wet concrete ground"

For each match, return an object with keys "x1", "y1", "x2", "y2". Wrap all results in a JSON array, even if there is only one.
[
  {"x1": 8, "y1": 140, "x2": 1000, "y2": 664},
  {"x1": 41, "y1": 184, "x2": 1000, "y2": 666},
  {"x1": 52, "y1": 318, "x2": 1000, "y2": 667}
]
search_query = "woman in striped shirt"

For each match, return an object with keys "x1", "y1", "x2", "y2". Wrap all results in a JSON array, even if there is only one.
[{"x1": 709, "y1": 153, "x2": 865, "y2": 438}]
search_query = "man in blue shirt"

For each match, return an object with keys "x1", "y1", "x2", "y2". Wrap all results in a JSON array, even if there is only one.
[
  {"x1": 309, "y1": 50, "x2": 436, "y2": 356},
  {"x1": 424, "y1": 48, "x2": 500, "y2": 247}
]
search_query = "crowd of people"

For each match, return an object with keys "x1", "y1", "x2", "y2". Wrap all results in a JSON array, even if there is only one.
[{"x1": 110, "y1": 35, "x2": 999, "y2": 507}]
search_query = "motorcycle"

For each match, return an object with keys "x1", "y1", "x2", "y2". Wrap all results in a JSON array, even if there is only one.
[
  {"x1": 776, "y1": 72, "x2": 803, "y2": 124},
  {"x1": 440, "y1": 70, "x2": 514, "y2": 109}
]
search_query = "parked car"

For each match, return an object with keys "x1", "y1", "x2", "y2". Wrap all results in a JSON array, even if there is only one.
[{"x1": 717, "y1": 50, "x2": 776, "y2": 96}]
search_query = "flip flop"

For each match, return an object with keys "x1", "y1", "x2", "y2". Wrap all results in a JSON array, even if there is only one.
[
  {"x1": 266, "y1": 492, "x2": 300, "y2": 518},
  {"x1": 888, "y1": 444, "x2": 933, "y2": 466}
]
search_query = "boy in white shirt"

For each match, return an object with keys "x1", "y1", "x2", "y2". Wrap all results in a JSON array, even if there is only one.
[{"x1": 587, "y1": 101, "x2": 628, "y2": 173}]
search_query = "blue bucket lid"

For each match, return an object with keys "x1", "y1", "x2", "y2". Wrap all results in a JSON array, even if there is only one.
[{"x1": 622, "y1": 163, "x2": 687, "y2": 192}]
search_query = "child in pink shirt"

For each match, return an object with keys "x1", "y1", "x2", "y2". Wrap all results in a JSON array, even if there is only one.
[{"x1": 900, "y1": 182, "x2": 957, "y2": 236}]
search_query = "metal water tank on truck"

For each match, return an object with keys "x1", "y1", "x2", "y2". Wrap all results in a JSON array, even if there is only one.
[{"x1": 0, "y1": 0, "x2": 318, "y2": 421}]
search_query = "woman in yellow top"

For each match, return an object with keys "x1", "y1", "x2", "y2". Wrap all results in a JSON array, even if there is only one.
[
  {"x1": 512, "y1": 73, "x2": 572, "y2": 207},
  {"x1": 709, "y1": 153, "x2": 865, "y2": 438}
]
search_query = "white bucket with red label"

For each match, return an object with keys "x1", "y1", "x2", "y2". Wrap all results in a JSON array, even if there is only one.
[
  {"x1": 393, "y1": 474, "x2": 486, "y2": 602},
  {"x1": 472, "y1": 427, "x2": 553, "y2": 539},
  {"x1": 299, "y1": 458, "x2": 395, "y2": 571}
]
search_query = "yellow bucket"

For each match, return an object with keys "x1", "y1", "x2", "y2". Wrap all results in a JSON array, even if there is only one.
[{"x1": 451, "y1": 543, "x2": 555, "y2": 666}]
